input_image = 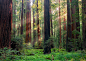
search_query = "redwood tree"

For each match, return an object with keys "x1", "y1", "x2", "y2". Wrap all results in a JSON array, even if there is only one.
[
  {"x1": 64, "y1": 12, "x2": 66, "y2": 31},
  {"x1": 59, "y1": 0, "x2": 61, "y2": 49},
  {"x1": 26, "y1": 0, "x2": 31, "y2": 43},
  {"x1": 63, "y1": 12, "x2": 66, "y2": 48},
  {"x1": 44, "y1": 0, "x2": 51, "y2": 54},
  {"x1": 66, "y1": 0, "x2": 72, "y2": 52},
  {"x1": 0, "y1": 0, "x2": 12, "y2": 48},
  {"x1": 28, "y1": 0, "x2": 31, "y2": 43}
]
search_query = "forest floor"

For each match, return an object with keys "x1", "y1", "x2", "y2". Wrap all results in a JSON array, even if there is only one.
[{"x1": 0, "y1": 48, "x2": 86, "y2": 61}]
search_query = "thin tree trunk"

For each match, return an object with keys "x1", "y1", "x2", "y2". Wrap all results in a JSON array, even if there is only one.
[
  {"x1": 63, "y1": 12, "x2": 66, "y2": 48},
  {"x1": 50, "y1": 0, "x2": 54, "y2": 48},
  {"x1": 24, "y1": 9, "x2": 26, "y2": 24},
  {"x1": 21, "y1": 0, "x2": 23, "y2": 34},
  {"x1": 13, "y1": 1, "x2": 16, "y2": 37},
  {"x1": 37, "y1": 0, "x2": 41, "y2": 46},
  {"x1": 59, "y1": 0, "x2": 61, "y2": 49},
  {"x1": 33, "y1": 0, "x2": 36, "y2": 46},
  {"x1": 64, "y1": 12, "x2": 66, "y2": 31}
]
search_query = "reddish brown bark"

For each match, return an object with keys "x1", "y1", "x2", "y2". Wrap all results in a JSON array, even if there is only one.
[
  {"x1": 59, "y1": 0, "x2": 61, "y2": 48},
  {"x1": 63, "y1": 12, "x2": 66, "y2": 48},
  {"x1": 28, "y1": 5, "x2": 31, "y2": 43},
  {"x1": 26, "y1": 0, "x2": 31, "y2": 43},
  {"x1": 64, "y1": 12, "x2": 66, "y2": 31},
  {"x1": 26, "y1": 0, "x2": 29, "y2": 43},
  {"x1": 0, "y1": 0, "x2": 12, "y2": 48}
]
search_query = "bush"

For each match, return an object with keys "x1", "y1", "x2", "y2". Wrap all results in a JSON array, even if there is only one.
[
  {"x1": 11, "y1": 36, "x2": 23, "y2": 50},
  {"x1": 0, "y1": 47, "x2": 19, "y2": 60}
]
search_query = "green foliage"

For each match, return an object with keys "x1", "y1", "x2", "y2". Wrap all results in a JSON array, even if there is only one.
[
  {"x1": 0, "y1": 48, "x2": 86, "y2": 61},
  {"x1": 72, "y1": 29, "x2": 80, "y2": 35},
  {"x1": 0, "y1": 47, "x2": 19, "y2": 61},
  {"x1": 11, "y1": 35, "x2": 23, "y2": 50}
]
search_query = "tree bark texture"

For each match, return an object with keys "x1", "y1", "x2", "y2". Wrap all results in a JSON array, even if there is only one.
[
  {"x1": 0, "y1": 0, "x2": 12, "y2": 48},
  {"x1": 26, "y1": 0, "x2": 31, "y2": 43},
  {"x1": 59, "y1": 0, "x2": 61, "y2": 49}
]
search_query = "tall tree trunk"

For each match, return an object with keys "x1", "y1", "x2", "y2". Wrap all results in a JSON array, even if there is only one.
[
  {"x1": 37, "y1": 0, "x2": 41, "y2": 46},
  {"x1": 63, "y1": 12, "x2": 66, "y2": 48},
  {"x1": 59, "y1": 0, "x2": 61, "y2": 49},
  {"x1": 82, "y1": 0, "x2": 86, "y2": 49},
  {"x1": 24, "y1": 9, "x2": 26, "y2": 24},
  {"x1": 26, "y1": 0, "x2": 29, "y2": 43},
  {"x1": 21, "y1": 0, "x2": 23, "y2": 34},
  {"x1": 44, "y1": 0, "x2": 51, "y2": 54},
  {"x1": 26, "y1": 0, "x2": 31, "y2": 43},
  {"x1": 50, "y1": 0, "x2": 54, "y2": 48},
  {"x1": 0, "y1": 0, "x2": 12, "y2": 48},
  {"x1": 28, "y1": 0, "x2": 31, "y2": 43},
  {"x1": 66, "y1": 0, "x2": 72, "y2": 52}
]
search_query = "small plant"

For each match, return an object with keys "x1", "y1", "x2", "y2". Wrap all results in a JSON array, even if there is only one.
[
  {"x1": 0, "y1": 47, "x2": 19, "y2": 60},
  {"x1": 11, "y1": 35, "x2": 23, "y2": 50}
]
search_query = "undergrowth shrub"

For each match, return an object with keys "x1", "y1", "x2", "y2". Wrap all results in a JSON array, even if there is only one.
[
  {"x1": 0, "y1": 47, "x2": 19, "y2": 60},
  {"x1": 11, "y1": 35, "x2": 23, "y2": 50}
]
